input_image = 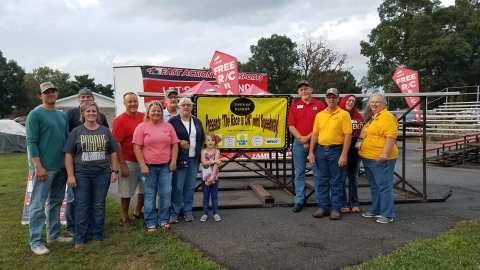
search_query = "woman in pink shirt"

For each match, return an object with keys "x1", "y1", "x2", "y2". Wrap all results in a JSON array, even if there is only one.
[{"x1": 133, "y1": 101, "x2": 179, "y2": 231}]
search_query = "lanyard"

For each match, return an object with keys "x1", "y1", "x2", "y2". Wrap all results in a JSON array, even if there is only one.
[{"x1": 187, "y1": 117, "x2": 192, "y2": 136}]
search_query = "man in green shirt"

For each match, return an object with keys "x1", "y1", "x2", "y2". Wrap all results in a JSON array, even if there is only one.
[{"x1": 26, "y1": 82, "x2": 72, "y2": 255}]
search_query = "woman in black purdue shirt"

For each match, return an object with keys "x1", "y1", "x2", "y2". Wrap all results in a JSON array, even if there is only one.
[{"x1": 64, "y1": 101, "x2": 118, "y2": 248}]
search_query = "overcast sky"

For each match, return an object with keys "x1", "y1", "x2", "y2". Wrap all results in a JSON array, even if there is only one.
[{"x1": 0, "y1": 0, "x2": 455, "y2": 86}]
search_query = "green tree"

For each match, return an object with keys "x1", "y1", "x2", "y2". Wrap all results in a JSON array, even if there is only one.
[
  {"x1": 71, "y1": 74, "x2": 114, "y2": 98},
  {"x1": 296, "y1": 37, "x2": 359, "y2": 93},
  {"x1": 22, "y1": 73, "x2": 41, "y2": 110},
  {"x1": 32, "y1": 66, "x2": 73, "y2": 97},
  {"x1": 425, "y1": 0, "x2": 480, "y2": 92},
  {"x1": 297, "y1": 38, "x2": 346, "y2": 81},
  {"x1": 0, "y1": 50, "x2": 28, "y2": 118},
  {"x1": 361, "y1": 0, "x2": 480, "y2": 105},
  {"x1": 314, "y1": 70, "x2": 361, "y2": 95},
  {"x1": 70, "y1": 74, "x2": 96, "y2": 93},
  {"x1": 94, "y1": 83, "x2": 114, "y2": 98},
  {"x1": 360, "y1": 0, "x2": 440, "y2": 100},
  {"x1": 241, "y1": 34, "x2": 300, "y2": 94}
]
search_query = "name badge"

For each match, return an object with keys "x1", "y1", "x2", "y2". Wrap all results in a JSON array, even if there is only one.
[{"x1": 297, "y1": 105, "x2": 304, "y2": 109}]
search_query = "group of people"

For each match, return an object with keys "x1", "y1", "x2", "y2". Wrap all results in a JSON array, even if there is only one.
[
  {"x1": 25, "y1": 79, "x2": 398, "y2": 256},
  {"x1": 26, "y1": 82, "x2": 222, "y2": 255},
  {"x1": 288, "y1": 80, "x2": 398, "y2": 224}
]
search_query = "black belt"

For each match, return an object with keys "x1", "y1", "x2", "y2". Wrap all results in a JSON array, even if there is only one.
[
  {"x1": 318, "y1": 144, "x2": 342, "y2": 149},
  {"x1": 147, "y1": 163, "x2": 167, "y2": 167}
]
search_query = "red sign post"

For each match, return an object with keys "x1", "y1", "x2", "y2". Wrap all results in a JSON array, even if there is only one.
[
  {"x1": 210, "y1": 51, "x2": 240, "y2": 95},
  {"x1": 392, "y1": 66, "x2": 421, "y2": 121}
]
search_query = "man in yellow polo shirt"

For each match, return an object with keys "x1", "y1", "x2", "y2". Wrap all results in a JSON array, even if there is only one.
[{"x1": 308, "y1": 88, "x2": 352, "y2": 220}]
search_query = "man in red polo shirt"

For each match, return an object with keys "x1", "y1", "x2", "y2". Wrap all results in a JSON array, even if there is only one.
[
  {"x1": 112, "y1": 92, "x2": 145, "y2": 225},
  {"x1": 288, "y1": 80, "x2": 325, "y2": 212}
]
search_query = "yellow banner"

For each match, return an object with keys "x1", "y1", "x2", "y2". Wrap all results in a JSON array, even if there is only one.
[{"x1": 194, "y1": 95, "x2": 290, "y2": 150}]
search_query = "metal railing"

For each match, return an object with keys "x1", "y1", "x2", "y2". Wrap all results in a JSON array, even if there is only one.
[
  {"x1": 427, "y1": 85, "x2": 480, "y2": 110},
  {"x1": 444, "y1": 85, "x2": 480, "y2": 104}
]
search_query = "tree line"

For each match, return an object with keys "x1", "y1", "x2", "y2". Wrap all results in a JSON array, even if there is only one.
[
  {"x1": 0, "y1": 34, "x2": 358, "y2": 118},
  {"x1": 239, "y1": 34, "x2": 360, "y2": 95},
  {"x1": 0, "y1": 52, "x2": 114, "y2": 118},
  {"x1": 361, "y1": 0, "x2": 480, "y2": 107}
]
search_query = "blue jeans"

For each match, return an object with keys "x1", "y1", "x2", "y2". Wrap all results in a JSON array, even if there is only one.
[
  {"x1": 144, "y1": 164, "x2": 172, "y2": 227},
  {"x1": 362, "y1": 158, "x2": 396, "y2": 218},
  {"x1": 169, "y1": 173, "x2": 177, "y2": 216},
  {"x1": 202, "y1": 181, "x2": 219, "y2": 215},
  {"x1": 66, "y1": 187, "x2": 75, "y2": 233},
  {"x1": 172, "y1": 158, "x2": 198, "y2": 218},
  {"x1": 292, "y1": 139, "x2": 308, "y2": 205},
  {"x1": 73, "y1": 171, "x2": 110, "y2": 244},
  {"x1": 29, "y1": 169, "x2": 67, "y2": 248},
  {"x1": 343, "y1": 147, "x2": 360, "y2": 208},
  {"x1": 312, "y1": 146, "x2": 346, "y2": 211}
]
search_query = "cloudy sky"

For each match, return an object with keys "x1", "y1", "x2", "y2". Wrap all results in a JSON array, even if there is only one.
[{"x1": 0, "y1": 0, "x2": 455, "y2": 86}]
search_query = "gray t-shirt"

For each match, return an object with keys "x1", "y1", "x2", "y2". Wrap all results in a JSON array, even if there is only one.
[{"x1": 64, "y1": 125, "x2": 117, "y2": 173}]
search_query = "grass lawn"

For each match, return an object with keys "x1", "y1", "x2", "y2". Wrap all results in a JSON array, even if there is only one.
[
  {"x1": 2, "y1": 153, "x2": 480, "y2": 270},
  {"x1": 347, "y1": 224, "x2": 480, "y2": 269},
  {"x1": 0, "y1": 153, "x2": 223, "y2": 270}
]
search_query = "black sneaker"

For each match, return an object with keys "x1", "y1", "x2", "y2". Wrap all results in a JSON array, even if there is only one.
[{"x1": 292, "y1": 204, "x2": 303, "y2": 213}]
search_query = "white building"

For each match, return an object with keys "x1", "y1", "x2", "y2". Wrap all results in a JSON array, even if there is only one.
[{"x1": 55, "y1": 92, "x2": 115, "y2": 126}]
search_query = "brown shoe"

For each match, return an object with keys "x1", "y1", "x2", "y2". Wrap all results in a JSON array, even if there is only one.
[
  {"x1": 312, "y1": 208, "x2": 329, "y2": 218},
  {"x1": 340, "y1": 207, "x2": 351, "y2": 214},
  {"x1": 329, "y1": 210, "x2": 342, "y2": 220}
]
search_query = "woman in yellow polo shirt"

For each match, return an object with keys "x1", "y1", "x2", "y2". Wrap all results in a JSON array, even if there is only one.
[{"x1": 358, "y1": 94, "x2": 398, "y2": 224}]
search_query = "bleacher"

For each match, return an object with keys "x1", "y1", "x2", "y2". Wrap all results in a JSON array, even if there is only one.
[
  {"x1": 399, "y1": 101, "x2": 480, "y2": 137},
  {"x1": 397, "y1": 99, "x2": 480, "y2": 167},
  {"x1": 422, "y1": 133, "x2": 480, "y2": 167}
]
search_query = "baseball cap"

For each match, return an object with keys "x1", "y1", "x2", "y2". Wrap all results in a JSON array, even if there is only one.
[
  {"x1": 39, "y1": 82, "x2": 57, "y2": 93},
  {"x1": 78, "y1": 87, "x2": 93, "y2": 96},
  {"x1": 325, "y1": 88, "x2": 339, "y2": 96},
  {"x1": 296, "y1": 80, "x2": 311, "y2": 89},
  {"x1": 165, "y1": 88, "x2": 178, "y2": 97}
]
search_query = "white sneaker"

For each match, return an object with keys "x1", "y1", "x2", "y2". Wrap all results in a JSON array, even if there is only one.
[
  {"x1": 47, "y1": 236, "x2": 73, "y2": 244},
  {"x1": 31, "y1": 244, "x2": 50, "y2": 255},
  {"x1": 213, "y1": 214, "x2": 222, "y2": 222},
  {"x1": 376, "y1": 216, "x2": 394, "y2": 224},
  {"x1": 200, "y1": 214, "x2": 208, "y2": 222}
]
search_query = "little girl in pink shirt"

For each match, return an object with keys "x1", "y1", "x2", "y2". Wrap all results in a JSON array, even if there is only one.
[{"x1": 200, "y1": 134, "x2": 222, "y2": 222}]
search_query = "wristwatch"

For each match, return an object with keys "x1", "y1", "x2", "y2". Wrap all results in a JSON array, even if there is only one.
[{"x1": 111, "y1": 169, "x2": 119, "y2": 174}]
